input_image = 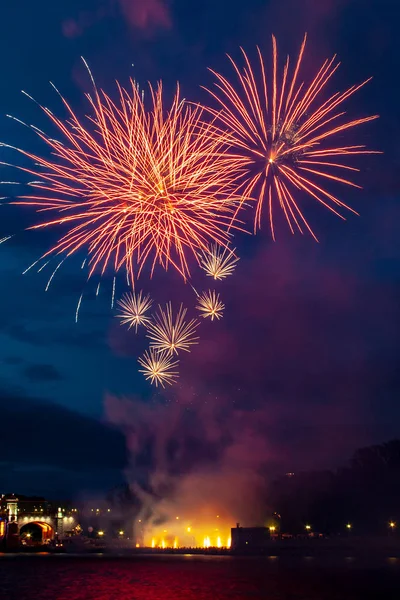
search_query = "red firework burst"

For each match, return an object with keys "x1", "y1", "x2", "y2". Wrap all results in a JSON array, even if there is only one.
[
  {"x1": 205, "y1": 34, "x2": 379, "y2": 239},
  {"x1": 3, "y1": 64, "x2": 243, "y2": 285}
]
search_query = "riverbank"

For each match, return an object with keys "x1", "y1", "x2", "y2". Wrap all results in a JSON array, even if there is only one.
[{"x1": 3, "y1": 536, "x2": 400, "y2": 557}]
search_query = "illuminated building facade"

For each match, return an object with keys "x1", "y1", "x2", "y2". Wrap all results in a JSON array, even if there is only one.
[{"x1": 0, "y1": 493, "x2": 80, "y2": 546}]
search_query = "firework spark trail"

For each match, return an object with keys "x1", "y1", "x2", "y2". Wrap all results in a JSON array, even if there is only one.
[
  {"x1": 75, "y1": 293, "x2": 83, "y2": 323},
  {"x1": 147, "y1": 302, "x2": 199, "y2": 355},
  {"x1": 3, "y1": 66, "x2": 245, "y2": 294},
  {"x1": 205, "y1": 34, "x2": 379, "y2": 239},
  {"x1": 138, "y1": 348, "x2": 179, "y2": 387},
  {"x1": 199, "y1": 243, "x2": 239, "y2": 280},
  {"x1": 117, "y1": 290, "x2": 153, "y2": 332},
  {"x1": 111, "y1": 276, "x2": 116, "y2": 309},
  {"x1": 196, "y1": 290, "x2": 225, "y2": 321}
]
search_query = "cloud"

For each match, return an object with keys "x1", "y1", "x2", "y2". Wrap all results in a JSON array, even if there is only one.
[
  {"x1": 0, "y1": 388, "x2": 127, "y2": 495},
  {"x1": 62, "y1": 0, "x2": 171, "y2": 39},
  {"x1": 62, "y1": 18, "x2": 84, "y2": 39},
  {"x1": 23, "y1": 363, "x2": 63, "y2": 382},
  {"x1": 107, "y1": 206, "x2": 400, "y2": 480},
  {"x1": 105, "y1": 393, "x2": 277, "y2": 530},
  {"x1": 3, "y1": 356, "x2": 23, "y2": 365},
  {"x1": 266, "y1": 0, "x2": 350, "y2": 43},
  {"x1": 118, "y1": 0, "x2": 171, "y2": 30},
  {"x1": 104, "y1": 224, "x2": 400, "y2": 526}
]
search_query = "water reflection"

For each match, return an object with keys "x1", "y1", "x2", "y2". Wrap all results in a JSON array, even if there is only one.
[{"x1": 0, "y1": 555, "x2": 399, "y2": 600}]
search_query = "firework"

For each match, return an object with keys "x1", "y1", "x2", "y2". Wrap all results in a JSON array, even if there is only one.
[
  {"x1": 206, "y1": 34, "x2": 379, "y2": 238},
  {"x1": 138, "y1": 349, "x2": 179, "y2": 387},
  {"x1": 3, "y1": 64, "x2": 244, "y2": 290},
  {"x1": 147, "y1": 302, "x2": 199, "y2": 354},
  {"x1": 196, "y1": 290, "x2": 224, "y2": 321},
  {"x1": 117, "y1": 290, "x2": 153, "y2": 332},
  {"x1": 199, "y1": 243, "x2": 239, "y2": 280}
]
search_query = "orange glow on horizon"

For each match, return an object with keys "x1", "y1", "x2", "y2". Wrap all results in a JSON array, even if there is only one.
[{"x1": 143, "y1": 514, "x2": 232, "y2": 549}]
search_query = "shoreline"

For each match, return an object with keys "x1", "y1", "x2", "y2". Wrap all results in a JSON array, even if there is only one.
[{"x1": 3, "y1": 537, "x2": 400, "y2": 557}]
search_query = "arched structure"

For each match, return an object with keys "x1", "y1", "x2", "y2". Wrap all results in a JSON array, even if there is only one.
[{"x1": 19, "y1": 521, "x2": 54, "y2": 543}]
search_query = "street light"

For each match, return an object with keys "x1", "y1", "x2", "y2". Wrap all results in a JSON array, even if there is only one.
[
  {"x1": 389, "y1": 521, "x2": 396, "y2": 529},
  {"x1": 305, "y1": 525, "x2": 311, "y2": 531},
  {"x1": 98, "y1": 530, "x2": 105, "y2": 537},
  {"x1": 346, "y1": 523, "x2": 352, "y2": 530},
  {"x1": 269, "y1": 526, "x2": 276, "y2": 533}
]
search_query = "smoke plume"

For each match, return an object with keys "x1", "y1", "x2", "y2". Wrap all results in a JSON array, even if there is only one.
[{"x1": 105, "y1": 391, "x2": 277, "y2": 536}]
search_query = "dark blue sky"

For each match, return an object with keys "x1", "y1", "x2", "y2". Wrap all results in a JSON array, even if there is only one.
[{"x1": 0, "y1": 0, "x2": 399, "y2": 498}]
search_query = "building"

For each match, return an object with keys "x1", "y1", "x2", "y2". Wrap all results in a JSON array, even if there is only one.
[
  {"x1": 231, "y1": 523, "x2": 270, "y2": 552},
  {"x1": 0, "y1": 493, "x2": 80, "y2": 547}
]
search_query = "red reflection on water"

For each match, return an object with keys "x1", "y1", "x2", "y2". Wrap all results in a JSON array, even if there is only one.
[{"x1": 0, "y1": 555, "x2": 398, "y2": 600}]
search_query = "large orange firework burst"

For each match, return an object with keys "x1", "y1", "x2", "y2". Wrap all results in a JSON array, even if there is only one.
[
  {"x1": 205, "y1": 34, "x2": 379, "y2": 239},
  {"x1": 3, "y1": 63, "x2": 243, "y2": 285}
]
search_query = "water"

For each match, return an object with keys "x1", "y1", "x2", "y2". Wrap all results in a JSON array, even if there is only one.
[{"x1": 1, "y1": 554, "x2": 400, "y2": 599}]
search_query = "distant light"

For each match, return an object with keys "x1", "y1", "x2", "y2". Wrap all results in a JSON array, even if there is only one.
[
  {"x1": 346, "y1": 523, "x2": 352, "y2": 529},
  {"x1": 187, "y1": 527, "x2": 191, "y2": 533},
  {"x1": 136, "y1": 543, "x2": 140, "y2": 548},
  {"x1": 138, "y1": 520, "x2": 142, "y2": 523},
  {"x1": 96, "y1": 509, "x2": 100, "y2": 512},
  {"x1": 216, "y1": 515, "x2": 220, "y2": 518},
  {"x1": 389, "y1": 521, "x2": 396, "y2": 529},
  {"x1": 98, "y1": 530, "x2": 104, "y2": 537},
  {"x1": 107, "y1": 509, "x2": 111, "y2": 512},
  {"x1": 269, "y1": 526, "x2": 276, "y2": 532},
  {"x1": 305, "y1": 525, "x2": 311, "y2": 531},
  {"x1": 119, "y1": 530, "x2": 124, "y2": 536},
  {"x1": 176, "y1": 516, "x2": 179, "y2": 520},
  {"x1": 26, "y1": 533, "x2": 31, "y2": 538}
]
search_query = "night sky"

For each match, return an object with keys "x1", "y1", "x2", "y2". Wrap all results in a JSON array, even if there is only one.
[{"x1": 0, "y1": 0, "x2": 399, "y2": 500}]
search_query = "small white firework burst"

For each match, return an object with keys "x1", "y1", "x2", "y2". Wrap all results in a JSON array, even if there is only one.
[
  {"x1": 199, "y1": 244, "x2": 239, "y2": 280},
  {"x1": 117, "y1": 291, "x2": 153, "y2": 332},
  {"x1": 138, "y1": 348, "x2": 179, "y2": 387},
  {"x1": 146, "y1": 302, "x2": 199, "y2": 355},
  {"x1": 196, "y1": 290, "x2": 224, "y2": 321}
]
